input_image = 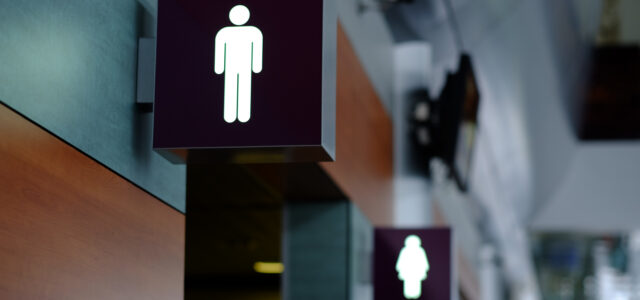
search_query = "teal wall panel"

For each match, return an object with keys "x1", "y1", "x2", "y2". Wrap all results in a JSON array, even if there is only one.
[
  {"x1": 284, "y1": 201, "x2": 374, "y2": 300},
  {"x1": 0, "y1": 0, "x2": 185, "y2": 211},
  {"x1": 349, "y1": 203, "x2": 374, "y2": 300},
  {"x1": 284, "y1": 202, "x2": 349, "y2": 300}
]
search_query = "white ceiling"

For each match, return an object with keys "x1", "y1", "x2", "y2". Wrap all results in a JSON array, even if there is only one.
[
  {"x1": 532, "y1": 142, "x2": 640, "y2": 233},
  {"x1": 389, "y1": 0, "x2": 640, "y2": 297},
  {"x1": 391, "y1": 0, "x2": 640, "y2": 233}
]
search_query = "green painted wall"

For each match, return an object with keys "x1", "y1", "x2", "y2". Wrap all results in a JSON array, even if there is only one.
[{"x1": 0, "y1": 0, "x2": 185, "y2": 211}]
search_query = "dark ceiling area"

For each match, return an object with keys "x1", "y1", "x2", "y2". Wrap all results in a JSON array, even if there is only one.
[
  {"x1": 184, "y1": 163, "x2": 346, "y2": 299},
  {"x1": 578, "y1": 46, "x2": 640, "y2": 140},
  {"x1": 186, "y1": 164, "x2": 283, "y2": 299}
]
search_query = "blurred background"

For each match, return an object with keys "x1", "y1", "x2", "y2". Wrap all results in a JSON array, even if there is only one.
[{"x1": 382, "y1": 0, "x2": 640, "y2": 299}]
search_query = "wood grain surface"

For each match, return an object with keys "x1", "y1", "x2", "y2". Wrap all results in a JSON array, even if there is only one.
[
  {"x1": 0, "y1": 104, "x2": 185, "y2": 300},
  {"x1": 320, "y1": 24, "x2": 394, "y2": 226}
]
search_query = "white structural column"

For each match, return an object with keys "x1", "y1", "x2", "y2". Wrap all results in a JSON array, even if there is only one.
[{"x1": 392, "y1": 42, "x2": 433, "y2": 228}]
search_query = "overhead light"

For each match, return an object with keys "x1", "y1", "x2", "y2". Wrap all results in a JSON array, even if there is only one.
[{"x1": 254, "y1": 262, "x2": 284, "y2": 274}]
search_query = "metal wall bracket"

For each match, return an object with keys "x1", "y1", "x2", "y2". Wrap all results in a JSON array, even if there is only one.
[{"x1": 136, "y1": 37, "x2": 156, "y2": 113}]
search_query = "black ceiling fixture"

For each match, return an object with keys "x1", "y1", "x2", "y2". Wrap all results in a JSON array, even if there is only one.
[{"x1": 410, "y1": 54, "x2": 480, "y2": 191}]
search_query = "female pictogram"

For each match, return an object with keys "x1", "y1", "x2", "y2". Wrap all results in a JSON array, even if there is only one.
[{"x1": 396, "y1": 235, "x2": 430, "y2": 299}]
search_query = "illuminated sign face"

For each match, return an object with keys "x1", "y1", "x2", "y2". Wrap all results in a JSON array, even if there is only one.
[
  {"x1": 396, "y1": 235, "x2": 430, "y2": 299},
  {"x1": 374, "y1": 228, "x2": 454, "y2": 300},
  {"x1": 154, "y1": 0, "x2": 336, "y2": 163},
  {"x1": 215, "y1": 5, "x2": 263, "y2": 123}
]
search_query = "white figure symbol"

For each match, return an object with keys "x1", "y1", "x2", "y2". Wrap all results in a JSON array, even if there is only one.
[
  {"x1": 396, "y1": 235, "x2": 430, "y2": 299},
  {"x1": 214, "y1": 5, "x2": 263, "y2": 123}
]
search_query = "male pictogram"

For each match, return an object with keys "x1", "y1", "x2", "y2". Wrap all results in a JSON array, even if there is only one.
[
  {"x1": 396, "y1": 235, "x2": 430, "y2": 299},
  {"x1": 215, "y1": 4, "x2": 263, "y2": 123}
]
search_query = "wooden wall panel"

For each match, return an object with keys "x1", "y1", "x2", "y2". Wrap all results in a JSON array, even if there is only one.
[
  {"x1": 0, "y1": 104, "x2": 185, "y2": 300},
  {"x1": 320, "y1": 24, "x2": 394, "y2": 226}
]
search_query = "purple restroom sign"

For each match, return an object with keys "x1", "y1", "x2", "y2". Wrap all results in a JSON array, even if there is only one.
[
  {"x1": 153, "y1": 0, "x2": 336, "y2": 164},
  {"x1": 374, "y1": 228, "x2": 456, "y2": 300}
]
